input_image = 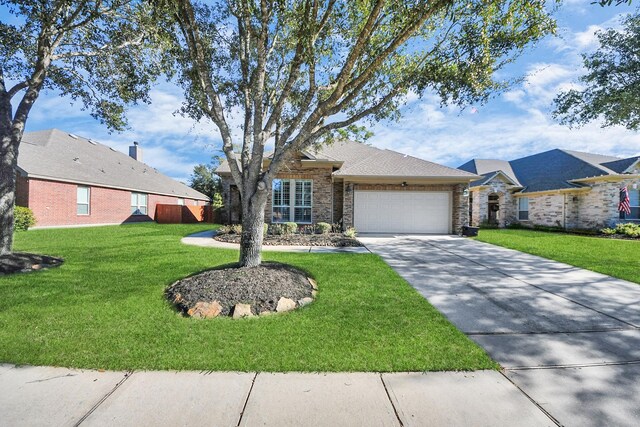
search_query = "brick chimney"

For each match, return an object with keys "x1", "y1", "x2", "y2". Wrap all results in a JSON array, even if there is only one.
[{"x1": 129, "y1": 141, "x2": 142, "y2": 162}]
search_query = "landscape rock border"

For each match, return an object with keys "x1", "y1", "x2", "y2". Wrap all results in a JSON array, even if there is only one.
[{"x1": 166, "y1": 262, "x2": 317, "y2": 319}]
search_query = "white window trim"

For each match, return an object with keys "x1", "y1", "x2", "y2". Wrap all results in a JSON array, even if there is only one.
[
  {"x1": 629, "y1": 189, "x2": 640, "y2": 220},
  {"x1": 131, "y1": 192, "x2": 148, "y2": 216},
  {"x1": 272, "y1": 179, "x2": 313, "y2": 223},
  {"x1": 518, "y1": 197, "x2": 529, "y2": 221},
  {"x1": 77, "y1": 186, "x2": 90, "y2": 216}
]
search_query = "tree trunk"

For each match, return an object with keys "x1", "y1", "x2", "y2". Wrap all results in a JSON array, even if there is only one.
[
  {"x1": 0, "y1": 130, "x2": 18, "y2": 256},
  {"x1": 238, "y1": 182, "x2": 269, "y2": 267}
]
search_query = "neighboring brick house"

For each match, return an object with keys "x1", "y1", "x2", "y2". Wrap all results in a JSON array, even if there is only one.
[
  {"x1": 458, "y1": 149, "x2": 640, "y2": 229},
  {"x1": 16, "y1": 129, "x2": 208, "y2": 227},
  {"x1": 216, "y1": 140, "x2": 480, "y2": 234}
]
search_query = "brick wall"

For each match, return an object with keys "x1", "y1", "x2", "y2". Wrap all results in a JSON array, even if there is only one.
[
  {"x1": 22, "y1": 178, "x2": 203, "y2": 227},
  {"x1": 220, "y1": 161, "x2": 334, "y2": 225}
]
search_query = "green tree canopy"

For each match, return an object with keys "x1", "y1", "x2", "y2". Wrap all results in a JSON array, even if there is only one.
[
  {"x1": 1, "y1": 0, "x2": 166, "y2": 254},
  {"x1": 157, "y1": 0, "x2": 558, "y2": 266},
  {"x1": 189, "y1": 157, "x2": 223, "y2": 207},
  {"x1": 554, "y1": 11, "x2": 640, "y2": 130}
]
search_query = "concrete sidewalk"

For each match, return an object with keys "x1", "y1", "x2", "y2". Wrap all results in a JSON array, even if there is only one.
[
  {"x1": 0, "y1": 364, "x2": 555, "y2": 427},
  {"x1": 181, "y1": 230, "x2": 371, "y2": 253}
]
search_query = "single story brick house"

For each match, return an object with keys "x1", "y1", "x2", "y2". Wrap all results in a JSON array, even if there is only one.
[
  {"x1": 16, "y1": 129, "x2": 208, "y2": 227},
  {"x1": 216, "y1": 140, "x2": 480, "y2": 234},
  {"x1": 458, "y1": 149, "x2": 640, "y2": 229}
]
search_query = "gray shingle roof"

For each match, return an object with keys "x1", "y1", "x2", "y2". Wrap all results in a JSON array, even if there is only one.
[
  {"x1": 458, "y1": 148, "x2": 638, "y2": 194},
  {"x1": 458, "y1": 159, "x2": 521, "y2": 186},
  {"x1": 217, "y1": 140, "x2": 478, "y2": 180},
  {"x1": 601, "y1": 156, "x2": 640, "y2": 174},
  {"x1": 19, "y1": 129, "x2": 208, "y2": 200}
]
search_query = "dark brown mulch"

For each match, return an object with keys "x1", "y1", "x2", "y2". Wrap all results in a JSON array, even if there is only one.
[
  {"x1": 214, "y1": 233, "x2": 362, "y2": 247},
  {"x1": 0, "y1": 252, "x2": 64, "y2": 275},
  {"x1": 166, "y1": 262, "x2": 313, "y2": 317}
]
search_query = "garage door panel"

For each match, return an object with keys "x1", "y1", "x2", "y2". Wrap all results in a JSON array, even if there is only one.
[{"x1": 354, "y1": 191, "x2": 451, "y2": 234}]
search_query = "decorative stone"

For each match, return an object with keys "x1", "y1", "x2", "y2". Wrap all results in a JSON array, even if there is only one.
[
  {"x1": 31, "y1": 264, "x2": 42, "y2": 270},
  {"x1": 276, "y1": 297, "x2": 296, "y2": 313},
  {"x1": 311, "y1": 290, "x2": 318, "y2": 298},
  {"x1": 298, "y1": 297, "x2": 313, "y2": 307},
  {"x1": 308, "y1": 277, "x2": 318, "y2": 290},
  {"x1": 233, "y1": 303, "x2": 253, "y2": 319},
  {"x1": 187, "y1": 301, "x2": 222, "y2": 319}
]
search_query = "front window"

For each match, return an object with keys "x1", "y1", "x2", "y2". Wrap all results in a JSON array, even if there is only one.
[
  {"x1": 272, "y1": 179, "x2": 312, "y2": 223},
  {"x1": 131, "y1": 192, "x2": 148, "y2": 215},
  {"x1": 77, "y1": 186, "x2": 90, "y2": 215},
  {"x1": 518, "y1": 197, "x2": 529, "y2": 221},
  {"x1": 630, "y1": 189, "x2": 639, "y2": 219}
]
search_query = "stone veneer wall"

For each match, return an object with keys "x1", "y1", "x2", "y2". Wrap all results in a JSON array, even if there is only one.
[
  {"x1": 469, "y1": 178, "x2": 518, "y2": 227},
  {"x1": 219, "y1": 162, "x2": 334, "y2": 225},
  {"x1": 575, "y1": 178, "x2": 639, "y2": 229},
  {"x1": 333, "y1": 180, "x2": 344, "y2": 225},
  {"x1": 499, "y1": 178, "x2": 639, "y2": 230},
  {"x1": 526, "y1": 193, "x2": 565, "y2": 227},
  {"x1": 342, "y1": 183, "x2": 469, "y2": 233}
]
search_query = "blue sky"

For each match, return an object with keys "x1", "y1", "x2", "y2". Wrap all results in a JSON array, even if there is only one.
[{"x1": 11, "y1": 1, "x2": 640, "y2": 183}]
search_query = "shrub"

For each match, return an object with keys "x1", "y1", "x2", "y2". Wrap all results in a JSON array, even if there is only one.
[
  {"x1": 343, "y1": 227, "x2": 357, "y2": 238},
  {"x1": 600, "y1": 227, "x2": 617, "y2": 235},
  {"x1": 217, "y1": 225, "x2": 231, "y2": 235},
  {"x1": 615, "y1": 222, "x2": 640, "y2": 237},
  {"x1": 263, "y1": 223, "x2": 268, "y2": 236},
  {"x1": 14, "y1": 206, "x2": 36, "y2": 231},
  {"x1": 230, "y1": 224, "x2": 242, "y2": 234},
  {"x1": 316, "y1": 222, "x2": 332, "y2": 234},
  {"x1": 268, "y1": 223, "x2": 284, "y2": 235},
  {"x1": 283, "y1": 222, "x2": 298, "y2": 235},
  {"x1": 298, "y1": 224, "x2": 315, "y2": 235}
]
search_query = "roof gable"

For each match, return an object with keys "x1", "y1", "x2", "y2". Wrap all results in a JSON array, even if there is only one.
[
  {"x1": 19, "y1": 129, "x2": 208, "y2": 200},
  {"x1": 510, "y1": 149, "x2": 609, "y2": 193}
]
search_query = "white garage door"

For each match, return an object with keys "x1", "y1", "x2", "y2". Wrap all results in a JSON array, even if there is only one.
[{"x1": 354, "y1": 191, "x2": 451, "y2": 234}]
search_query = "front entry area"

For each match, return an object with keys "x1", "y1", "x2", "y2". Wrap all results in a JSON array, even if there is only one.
[{"x1": 353, "y1": 190, "x2": 451, "y2": 233}]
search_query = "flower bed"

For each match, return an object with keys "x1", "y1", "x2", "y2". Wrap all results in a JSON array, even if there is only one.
[{"x1": 214, "y1": 222, "x2": 362, "y2": 247}]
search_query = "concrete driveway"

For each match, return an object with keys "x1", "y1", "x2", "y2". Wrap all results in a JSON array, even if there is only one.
[{"x1": 359, "y1": 234, "x2": 640, "y2": 427}]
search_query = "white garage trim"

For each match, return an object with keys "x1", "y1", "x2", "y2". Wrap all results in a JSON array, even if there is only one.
[{"x1": 354, "y1": 190, "x2": 452, "y2": 234}]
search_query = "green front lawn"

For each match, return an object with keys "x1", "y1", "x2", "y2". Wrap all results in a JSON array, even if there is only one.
[
  {"x1": 0, "y1": 223, "x2": 495, "y2": 372},
  {"x1": 476, "y1": 229, "x2": 640, "y2": 284}
]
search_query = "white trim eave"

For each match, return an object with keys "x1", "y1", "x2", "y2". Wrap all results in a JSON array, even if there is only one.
[
  {"x1": 569, "y1": 174, "x2": 640, "y2": 184},
  {"x1": 335, "y1": 175, "x2": 480, "y2": 183},
  {"x1": 22, "y1": 173, "x2": 209, "y2": 201},
  {"x1": 513, "y1": 187, "x2": 591, "y2": 197}
]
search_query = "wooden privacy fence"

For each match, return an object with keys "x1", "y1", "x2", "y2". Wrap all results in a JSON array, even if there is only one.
[{"x1": 155, "y1": 204, "x2": 220, "y2": 224}]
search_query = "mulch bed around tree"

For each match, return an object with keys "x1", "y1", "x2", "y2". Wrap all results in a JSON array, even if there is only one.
[
  {"x1": 214, "y1": 233, "x2": 363, "y2": 247},
  {"x1": 0, "y1": 252, "x2": 64, "y2": 275},
  {"x1": 166, "y1": 262, "x2": 315, "y2": 318}
]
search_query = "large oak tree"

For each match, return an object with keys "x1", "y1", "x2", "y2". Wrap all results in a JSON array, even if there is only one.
[
  {"x1": 0, "y1": 0, "x2": 165, "y2": 254},
  {"x1": 159, "y1": 0, "x2": 557, "y2": 267},
  {"x1": 554, "y1": 10, "x2": 640, "y2": 130}
]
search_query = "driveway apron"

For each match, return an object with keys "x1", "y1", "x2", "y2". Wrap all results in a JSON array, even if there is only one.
[{"x1": 360, "y1": 235, "x2": 640, "y2": 427}]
